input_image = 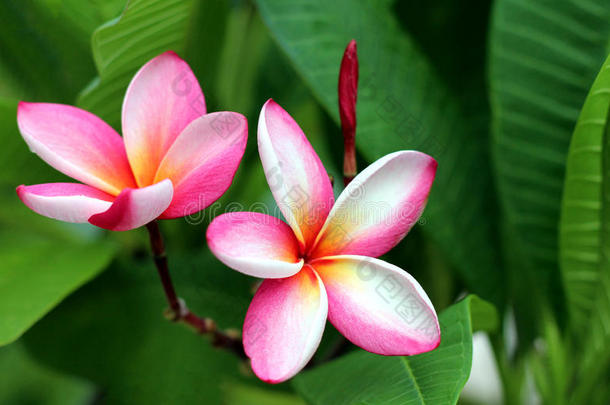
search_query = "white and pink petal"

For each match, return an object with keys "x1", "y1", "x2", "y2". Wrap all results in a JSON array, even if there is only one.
[
  {"x1": 155, "y1": 112, "x2": 247, "y2": 218},
  {"x1": 206, "y1": 212, "x2": 303, "y2": 279},
  {"x1": 258, "y1": 99, "x2": 334, "y2": 251},
  {"x1": 17, "y1": 102, "x2": 136, "y2": 196},
  {"x1": 88, "y1": 179, "x2": 173, "y2": 231},
  {"x1": 243, "y1": 265, "x2": 327, "y2": 383},
  {"x1": 122, "y1": 51, "x2": 206, "y2": 187},
  {"x1": 309, "y1": 151, "x2": 436, "y2": 259},
  {"x1": 16, "y1": 183, "x2": 114, "y2": 223},
  {"x1": 311, "y1": 255, "x2": 440, "y2": 355}
]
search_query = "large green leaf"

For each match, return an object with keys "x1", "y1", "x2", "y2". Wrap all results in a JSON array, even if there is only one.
[
  {"x1": 559, "y1": 54, "x2": 610, "y2": 403},
  {"x1": 23, "y1": 249, "x2": 254, "y2": 404},
  {"x1": 489, "y1": 0, "x2": 610, "y2": 299},
  {"x1": 560, "y1": 55, "x2": 610, "y2": 332},
  {"x1": 33, "y1": 0, "x2": 126, "y2": 39},
  {"x1": 293, "y1": 295, "x2": 497, "y2": 405},
  {"x1": 255, "y1": 0, "x2": 503, "y2": 305}
]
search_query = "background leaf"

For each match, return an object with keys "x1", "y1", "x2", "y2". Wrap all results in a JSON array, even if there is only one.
[
  {"x1": 23, "y1": 248, "x2": 254, "y2": 404},
  {"x1": 0, "y1": 342, "x2": 95, "y2": 405},
  {"x1": 560, "y1": 55, "x2": 610, "y2": 334},
  {"x1": 489, "y1": 0, "x2": 610, "y2": 315},
  {"x1": 558, "y1": 54, "x2": 610, "y2": 402},
  {"x1": 0, "y1": 213, "x2": 116, "y2": 346},
  {"x1": 0, "y1": 0, "x2": 106, "y2": 101},
  {"x1": 77, "y1": 0, "x2": 199, "y2": 129},
  {"x1": 293, "y1": 295, "x2": 497, "y2": 405},
  {"x1": 223, "y1": 383, "x2": 307, "y2": 405}
]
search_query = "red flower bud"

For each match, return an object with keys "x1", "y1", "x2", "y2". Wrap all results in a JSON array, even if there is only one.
[{"x1": 338, "y1": 39, "x2": 359, "y2": 186}]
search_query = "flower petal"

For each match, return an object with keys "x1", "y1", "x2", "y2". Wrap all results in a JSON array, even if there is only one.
[
  {"x1": 155, "y1": 112, "x2": 247, "y2": 218},
  {"x1": 258, "y1": 99, "x2": 334, "y2": 251},
  {"x1": 309, "y1": 151, "x2": 436, "y2": 259},
  {"x1": 244, "y1": 265, "x2": 327, "y2": 383},
  {"x1": 88, "y1": 179, "x2": 173, "y2": 231},
  {"x1": 122, "y1": 51, "x2": 206, "y2": 187},
  {"x1": 17, "y1": 102, "x2": 136, "y2": 196},
  {"x1": 311, "y1": 255, "x2": 440, "y2": 355},
  {"x1": 206, "y1": 212, "x2": 303, "y2": 278},
  {"x1": 16, "y1": 183, "x2": 114, "y2": 223}
]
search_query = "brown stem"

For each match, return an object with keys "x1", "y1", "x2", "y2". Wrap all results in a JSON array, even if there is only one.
[{"x1": 145, "y1": 221, "x2": 246, "y2": 359}]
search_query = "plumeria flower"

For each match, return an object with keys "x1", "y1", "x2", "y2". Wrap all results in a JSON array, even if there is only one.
[
  {"x1": 16, "y1": 51, "x2": 247, "y2": 231},
  {"x1": 207, "y1": 99, "x2": 440, "y2": 383}
]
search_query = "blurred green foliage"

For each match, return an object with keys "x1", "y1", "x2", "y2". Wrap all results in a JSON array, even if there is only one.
[{"x1": 0, "y1": 0, "x2": 609, "y2": 404}]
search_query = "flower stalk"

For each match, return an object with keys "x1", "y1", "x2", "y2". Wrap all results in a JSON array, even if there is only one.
[{"x1": 145, "y1": 220, "x2": 246, "y2": 359}]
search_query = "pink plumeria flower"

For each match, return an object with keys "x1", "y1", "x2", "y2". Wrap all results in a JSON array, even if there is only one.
[
  {"x1": 207, "y1": 99, "x2": 440, "y2": 383},
  {"x1": 16, "y1": 51, "x2": 247, "y2": 231}
]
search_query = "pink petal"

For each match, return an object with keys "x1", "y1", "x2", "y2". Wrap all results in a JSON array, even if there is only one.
[
  {"x1": 311, "y1": 255, "x2": 440, "y2": 355},
  {"x1": 122, "y1": 51, "x2": 206, "y2": 187},
  {"x1": 16, "y1": 183, "x2": 114, "y2": 223},
  {"x1": 206, "y1": 212, "x2": 303, "y2": 278},
  {"x1": 244, "y1": 265, "x2": 327, "y2": 383},
  {"x1": 309, "y1": 151, "x2": 436, "y2": 259},
  {"x1": 155, "y1": 112, "x2": 247, "y2": 218},
  {"x1": 258, "y1": 99, "x2": 334, "y2": 251},
  {"x1": 88, "y1": 179, "x2": 173, "y2": 231},
  {"x1": 17, "y1": 102, "x2": 136, "y2": 196}
]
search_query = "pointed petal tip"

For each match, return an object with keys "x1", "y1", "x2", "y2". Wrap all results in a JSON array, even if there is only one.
[
  {"x1": 151, "y1": 49, "x2": 184, "y2": 63},
  {"x1": 162, "y1": 49, "x2": 179, "y2": 57},
  {"x1": 16, "y1": 101, "x2": 34, "y2": 126},
  {"x1": 345, "y1": 39, "x2": 357, "y2": 53}
]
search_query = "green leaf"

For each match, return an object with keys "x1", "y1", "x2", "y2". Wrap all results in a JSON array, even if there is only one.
[
  {"x1": 293, "y1": 295, "x2": 497, "y2": 405},
  {"x1": 23, "y1": 250, "x2": 253, "y2": 404},
  {"x1": 559, "y1": 54, "x2": 610, "y2": 403},
  {"x1": 214, "y1": 3, "x2": 271, "y2": 114},
  {"x1": 560, "y1": 55, "x2": 610, "y2": 333},
  {"x1": 0, "y1": 342, "x2": 95, "y2": 405},
  {"x1": 0, "y1": 202, "x2": 116, "y2": 346},
  {"x1": 255, "y1": 0, "x2": 503, "y2": 305},
  {"x1": 489, "y1": 0, "x2": 610, "y2": 298},
  {"x1": 33, "y1": 0, "x2": 126, "y2": 39},
  {"x1": 77, "y1": 0, "x2": 198, "y2": 129},
  {"x1": 0, "y1": 0, "x2": 100, "y2": 101},
  {"x1": 223, "y1": 383, "x2": 307, "y2": 405}
]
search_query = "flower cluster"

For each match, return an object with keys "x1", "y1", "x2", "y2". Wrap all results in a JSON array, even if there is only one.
[{"x1": 16, "y1": 49, "x2": 439, "y2": 383}]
